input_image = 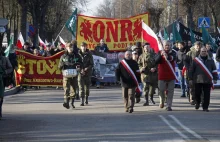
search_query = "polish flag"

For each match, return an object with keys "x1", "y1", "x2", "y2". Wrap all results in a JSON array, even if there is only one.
[
  {"x1": 142, "y1": 21, "x2": 162, "y2": 53},
  {"x1": 16, "y1": 32, "x2": 24, "y2": 49},
  {"x1": 38, "y1": 36, "x2": 46, "y2": 49},
  {"x1": 59, "y1": 36, "x2": 66, "y2": 47}
]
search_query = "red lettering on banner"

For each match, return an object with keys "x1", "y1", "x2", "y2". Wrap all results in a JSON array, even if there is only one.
[
  {"x1": 93, "y1": 20, "x2": 105, "y2": 42},
  {"x1": 106, "y1": 21, "x2": 118, "y2": 42},
  {"x1": 120, "y1": 20, "x2": 133, "y2": 42}
]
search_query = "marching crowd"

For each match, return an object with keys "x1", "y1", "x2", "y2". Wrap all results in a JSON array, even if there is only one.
[
  {"x1": 0, "y1": 38, "x2": 220, "y2": 119},
  {"x1": 116, "y1": 40, "x2": 219, "y2": 113}
]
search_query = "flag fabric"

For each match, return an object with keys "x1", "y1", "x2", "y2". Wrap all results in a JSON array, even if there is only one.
[
  {"x1": 38, "y1": 36, "x2": 46, "y2": 49},
  {"x1": 163, "y1": 27, "x2": 169, "y2": 40},
  {"x1": 202, "y1": 26, "x2": 209, "y2": 44},
  {"x1": 158, "y1": 30, "x2": 164, "y2": 41},
  {"x1": 202, "y1": 26, "x2": 218, "y2": 50},
  {"x1": 190, "y1": 28, "x2": 196, "y2": 44},
  {"x1": 172, "y1": 21, "x2": 182, "y2": 42},
  {"x1": 4, "y1": 36, "x2": 14, "y2": 57},
  {"x1": 65, "y1": 8, "x2": 77, "y2": 37},
  {"x1": 59, "y1": 36, "x2": 66, "y2": 47},
  {"x1": 45, "y1": 39, "x2": 49, "y2": 45},
  {"x1": 16, "y1": 32, "x2": 24, "y2": 49},
  {"x1": 142, "y1": 21, "x2": 162, "y2": 53}
]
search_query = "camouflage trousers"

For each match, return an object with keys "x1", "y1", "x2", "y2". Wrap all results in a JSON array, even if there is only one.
[
  {"x1": 78, "y1": 74, "x2": 91, "y2": 98},
  {"x1": 63, "y1": 77, "x2": 78, "y2": 101}
]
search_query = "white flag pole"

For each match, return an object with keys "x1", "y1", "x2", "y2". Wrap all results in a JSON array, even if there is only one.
[{"x1": 54, "y1": 24, "x2": 66, "y2": 43}]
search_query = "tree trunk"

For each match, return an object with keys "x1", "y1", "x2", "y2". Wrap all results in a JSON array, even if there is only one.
[
  {"x1": 20, "y1": 3, "x2": 27, "y2": 42},
  {"x1": 210, "y1": 7, "x2": 218, "y2": 34},
  {"x1": 187, "y1": 6, "x2": 194, "y2": 29}
]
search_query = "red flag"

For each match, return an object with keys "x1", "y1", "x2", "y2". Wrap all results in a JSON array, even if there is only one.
[
  {"x1": 59, "y1": 36, "x2": 66, "y2": 48},
  {"x1": 142, "y1": 21, "x2": 162, "y2": 53},
  {"x1": 16, "y1": 32, "x2": 24, "y2": 49},
  {"x1": 38, "y1": 36, "x2": 46, "y2": 49}
]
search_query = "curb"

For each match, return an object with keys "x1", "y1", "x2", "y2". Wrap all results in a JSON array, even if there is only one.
[{"x1": 4, "y1": 87, "x2": 21, "y2": 96}]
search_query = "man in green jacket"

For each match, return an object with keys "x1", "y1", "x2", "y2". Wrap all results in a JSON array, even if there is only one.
[{"x1": 78, "y1": 42, "x2": 94, "y2": 106}]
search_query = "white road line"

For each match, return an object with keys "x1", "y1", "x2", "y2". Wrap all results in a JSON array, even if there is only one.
[
  {"x1": 159, "y1": 115, "x2": 189, "y2": 140},
  {"x1": 169, "y1": 115, "x2": 203, "y2": 139}
]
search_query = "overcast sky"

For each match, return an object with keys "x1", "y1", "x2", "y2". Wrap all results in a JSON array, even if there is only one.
[{"x1": 81, "y1": 0, "x2": 104, "y2": 16}]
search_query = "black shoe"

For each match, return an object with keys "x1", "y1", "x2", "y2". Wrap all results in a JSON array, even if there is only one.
[
  {"x1": 80, "y1": 103, "x2": 84, "y2": 106},
  {"x1": 136, "y1": 98, "x2": 141, "y2": 103},
  {"x1": 149, "y1": 98, "x2": 155, "y2": 104},
  {"x1": 63, "y1": 103, "x2": 70, "y2": 109},
  {"x1": 195, "y1": 104, "x2": 200, "y2": 110},
  {"x1": 166, "y1": 107, "x2": 172, "y2": 111},
  {"x1": 180, "y1": 95, "x2": 186, "y2": 98},
  {"x1": 203, "y1": 109, "x2": 209, "y2": 112},
  {"x1": 143, "y1": 102, "x2": 149, "y2": 106},
  {"x1": 129, "y1": 108, "x2": 133, "y2": 113},
  {"x1": 85, "y1": 96, "x2": 88, "y2": 104},
  {"x1": 125, "y1": 109, "x2": 129, "y2": 112}
]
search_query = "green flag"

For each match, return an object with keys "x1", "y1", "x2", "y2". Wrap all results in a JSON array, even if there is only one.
[
  {"x1": 4, "y1": 36, "x2": 14, "y2": 57},
  {"x1": 202, "y1": 26, "x2": 218, "y2": 51},
  {"x1": 190, "y1": 28, "x2": 196, "y2": 44},
  {"x1": 202, "y1": 26, "x2": 209, "y2": 44},
  {"x1": 65, "y1": 8, "x2": 77, "y2": 37},
  {"x1": 163, "y1": 27, "x2": 169, "y2": 40},
  {"x1": 172, "y1": 21, "x2": 182, "y2": 42}
]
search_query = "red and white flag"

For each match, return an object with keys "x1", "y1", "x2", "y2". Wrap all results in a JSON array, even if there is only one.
[
  {"x1": 38, "y1": 36, "x2": 46, "y2": 49},
  {"x1": 59, "y1": 36, "x2": 66, "y2": 48},
  {"x1": 16, "y1": 32, "x2": 24, "y2": 49},
  {"x1": 142, "y1": 21, "x2": 162, "y2": 53}
]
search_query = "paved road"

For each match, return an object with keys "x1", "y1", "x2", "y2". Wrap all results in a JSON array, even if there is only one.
[{"x1": 1, "y1": 87, "x2": 220, "y2": 142}]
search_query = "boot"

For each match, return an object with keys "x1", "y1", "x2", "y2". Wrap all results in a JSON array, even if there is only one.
[
  {"x1": 85, "y1": 96, "x2": 88, "y2": 104},
  {"x1": 149, "y1": 95, "x2": 155, "y2": 104},
  {"x1": 80, "y1": 97, "x2": 85, "y2": 106},
  {"x1": 143, "y1": 96, "x2": 149, "y2": 106},
  {"x1": 63, "y1": 98, "x2": 70, "y2": 109},
  {"x1": 71, "y1": 98, "x2": 75, "y2": 108}
]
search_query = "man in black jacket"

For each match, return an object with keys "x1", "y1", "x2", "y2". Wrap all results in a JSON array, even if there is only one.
[
  {"x1": 177, "y1": 41, "x2": 187, "y2": 97},
  {"x1": 116, "y1": 51, "x2": 141, "y2": 113}
]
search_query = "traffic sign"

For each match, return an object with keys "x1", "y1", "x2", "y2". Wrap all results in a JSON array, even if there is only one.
[
  {"x1": 198, "y1": 17, "x2": 210, "y2": 28},
  {"x1": 0, "y1": 27, "x2": 6, "y2": 33}
]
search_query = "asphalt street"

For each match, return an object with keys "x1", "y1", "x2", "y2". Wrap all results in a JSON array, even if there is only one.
[{"x1": 0, "y1": 86, "x2": 220, "y2": 142}]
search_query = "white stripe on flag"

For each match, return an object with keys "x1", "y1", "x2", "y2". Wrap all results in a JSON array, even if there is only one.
[{"x1": 194, "y1": 57, "x2": 213, "y2": 79}]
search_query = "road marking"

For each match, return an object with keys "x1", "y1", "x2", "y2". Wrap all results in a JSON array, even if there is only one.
[
  {"x1": 159, "y1": 115, "x2": 189, "y2": 140},
  {"x1": 169, "y1": 115, "x2": 203, "y2": 139}
]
